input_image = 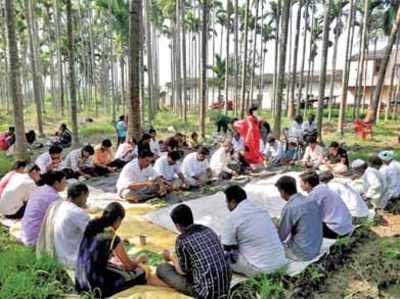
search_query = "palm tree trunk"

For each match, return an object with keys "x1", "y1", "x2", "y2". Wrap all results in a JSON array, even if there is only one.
[
  {"x1": 289, "y1": 0, "x2": 303, "y2": 118},
  {"x1": 297, "y1": 1, "x2": 308, "y2": 115},
  {"x1": 181, "y1": 0, "x2": 188, "y2": 122},
  {"x1": 200, "y1": 0, "x2": 209, "y2": 137},
  {"x1": 5, "y1": 0, "x2": 29, "y2": 160},
  {"x1": 328, "y1": 16, "x2": 341, "y2": 121},
  {"x1": 127, "y1": 0, "x2": 142, "y2": 139},
  {"x1": 249, "y1": 0, "x2": 260, "y2": 105},
  {"x1": 386, "y1": 33, "x2": 399, "y2": 121},
  {"x1": 285, "y1": 8, "x2": 293, "y2": 113},
  {"x1": 145, "y1": 0, "x2": 154, "y2": 124},
  {"x1": 66, "y1": 0, "x2": 79, "y2": 146},
  {"x1": 365, "y1": 6, "x2": 400, "y2": 123},
  {"x1": 316, "y1": 0, "x2": 331, "y2": 142},
  {"x1": 234, "y1": 0, "x2": 239, "y2": 116},
  {"x1": 338, "y1": 0, "x2": 355, "y2": 134},
  {"x1": 273, "y1": 0, "x2": 290, "y2": 137},
  {"x1": 224, "y1": 0, "x2": 231, "y2": 114},
  {"x1": 272, "y1": 8, "x2": 281, "y2": 115},
  {"x1": 240, "y1": 0, "x2": 250, "y2": 118}
]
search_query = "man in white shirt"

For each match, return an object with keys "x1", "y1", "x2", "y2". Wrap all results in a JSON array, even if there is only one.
[
  {"x1": 232, "y1": 131, "x2": 245, "y2": 153},
  {"x1": 35, "y1": 145, "x2": 64, "y2": 174},
  {"x1": 117, "y1": 150, "x2": 174, "y2": 202},
  {"x1": 115, "y1": 138, "x2": 138, "y2": 163},
  {"x1": 62, "y1": 145, "x2": 98, "y2": 177},
  {"x1": 210, "y1": 140, "x2": 237, "y2": 180},
  {"x1": 378, "y1": 150, "x2": 400, "y2": 201},
  {"x1": 0, "y1": 164, "x2": 41, "y2": 219},
  {"x1": 181, "y1": 147, "x2": 212, "y2": 187},
  {"x1": 352, "y1": 156, "x2": 388, "y2": 209},
  {"x1": 222, "y1": 185, "x2": 287, "y2": 276},
  {"x1": 149, "y1": 129, "x2": 161, "y2": 158},
  {"x1": 302, "y1": 137, "x2": 324, "y2": 169},
  {"x1": 288, "y1": 115, "x2": 304, "y2": 144},
  {"x1": 300, "y1": 171, "x2": 353, "y2": 239},
  {"x1": 263, "y1": 136, "x2": 284, "y2": 166},
  {"x1": 319, "y1": 171, "x2": 369, "y2": 218},
  {"x1": 154, "y1": 151, "x2": 188, "y2": 188},
  {"x1": 38, "y1": 183, "x2": 90, "y2": 269}
]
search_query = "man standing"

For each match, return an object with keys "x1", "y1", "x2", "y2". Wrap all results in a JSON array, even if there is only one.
[
  {"x1": 222, "y1": 185, "x2": 287, "y2": 276},
  {"x1": 157, "y1": 204, "x2": 231, "y2": 298},
  {"x1": 300, "y1": 171, "x2": 353, "y2": 239},
  {"x1": 275, "y1": 176, "x2": 323, "y2": 261}
]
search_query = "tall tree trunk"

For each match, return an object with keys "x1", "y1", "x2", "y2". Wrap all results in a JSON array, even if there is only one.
[
  {"x1": 66, "y1": 0, "x2": 79, "y2": 146},
  {"x1": 386, "y1": 33, "x2": 399, "y2": 121},
  {"x1": 272, "y1": 6, "x2": 281, "y2": 115},
  {"x1": 297, "y1": 1, "x2": 309, "y2": 115},
  {"x1": 127, "y1": 0, "x2": 142, "y2": 139},
  {"x1": 249, "y1": 0, "x2": 260, "y2": 105},
  {"x1": 54, "y1": 0, "x2": 65, "y2": 117},
  {"x1": 273, "y1": 0, "x2": 290, "y2": 137},
  {"x1": 224, "y1": 0, "x2": 231, "y2": 114},
  {"x1": 285, "y1": 9, "x2": 292, "y2": 113},
  {"x1": 328, "y1": 16, "x2": 341, "y2": 121},
  {"x1": 234, "y1": 0, "x2": 239, "y2": 116},
  {"x1": 240, "y1": 0, "x2": 250, "y2": 118},
  {"x1": 5, "y1": 0, "x2": 29, "y2": 160},
  {"x1": 181, "y1": 0, "x2": 188, "y2": 122},
  {"x1": 200, "y1": 0, "x2": 209, "y2": 137},
  {"x1": 338, "y1": 0, "x2": 354, "y2": 134},
  {"x1": 289, "y1": 0, "x2": 303, "y2": 118},
  {"x1": 366, "y1": 7, "x2": 400, "y2": 123},
  {"x1": 145, "y1": 0, "x2": 154, "y2": 124}
]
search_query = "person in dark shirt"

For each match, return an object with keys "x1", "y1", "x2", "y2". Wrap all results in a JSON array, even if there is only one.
[
  {"x1": 157, "y1": 204, "x2": 231, "y2": 299},
  {"x1": 54, "y1": 123, "x2": 72, "y2": 148},
  {"x1": 161, "y1": 133, "x2": 184, "y2": 152},
  {"x1": 137, "y1": 133, "x2": 152, "y2": 154},
  {"x1": 321, "y1": 141, "x2": 349, "y2": 175}
]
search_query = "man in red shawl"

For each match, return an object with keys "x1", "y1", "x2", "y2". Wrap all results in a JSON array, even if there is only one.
[{"x1": 233, "y1": 106, "x2": 264, "y2": 165}]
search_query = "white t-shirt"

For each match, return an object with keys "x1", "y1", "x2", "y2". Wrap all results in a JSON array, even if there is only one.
[
  {"x1": 181, "y1": 152, "x2": 209, "y2": 178},
  {"x1": 222, "y1": 200, "x2": 287, "y2": 272},
  {"x1": 327, "y1": 181, "x2": 369, "y2": 218},
  {"x1": 154, "y1": 156, "x2": 180, "y2": 181},
  {"x1": 210, "y1": 147, "x2": 232, "y2": 176},
  {"x1": 36, "y1": 152, "x2": 62, "y2": 174},
  {"x1": 380, "y1": 161, "x2": 400, "y2": 199},
  {"x1": 53, "y1": 201, "x2": 90, "y2": 268},
  {"x1": 150, "y1": 139, "x2": 161, "y2": 156},
  {"x1": 363, "y1": 167, "x2": 388, "y2": 208},
  {"x1": 115, "y1": 143, "x2": 138, "y2": 162},
  {"x1": 0, "y1": 173, "x2": 37, "y2": 216},
  {"x1": 302, "y1": 145, "x2": 324, "y2": 167},
  {"x1": 262, "y1": 141, "x2": 284, "y2": 161},
  {"x1": 116, "y1": 159, "x2": 158, "y2": 195},
  {"x1": 232, "y1": 137, "x2": 245, "y2": 152},
  {"x1": 288, "y1": 122, "x2": 304, "y2": 142}
]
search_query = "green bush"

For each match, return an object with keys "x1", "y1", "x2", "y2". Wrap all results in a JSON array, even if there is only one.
[
  {"x1": 0, "y1": 151, "x2": 14, "y2": 177},
  {"x1": 80, "y1": 122, "x2": 116, "y2": 138}
]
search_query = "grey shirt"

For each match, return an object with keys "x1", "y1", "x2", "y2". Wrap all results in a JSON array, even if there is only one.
[{"x1": 279, "y1": 193, "x2": 323, "y2": 261}]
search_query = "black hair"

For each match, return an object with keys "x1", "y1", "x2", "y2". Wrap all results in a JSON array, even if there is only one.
[
  {"x1": 102, "y1": 139, "x2": 112, "y2": 148},
  {"x1": 308, "y1": 114, "x2": 315, "y2": 120},
  {"x1": 319, "y1": 171, "x2": 334, "y2": 183},
  {"x1": 85, "y1": 202, "x2": 125, "y2": 236},
  {"x1": 149, "y1": 128, "x2": 156, "y2": 134},
  {"x1": 267, "y1": 136, "x2": 276, "y2": 143},
  {"x1": 224, "y1": 185, "x2": 247, "y2": 204},
  {"x1": 141, "y1": 133, "x2": 152, "y2": 140},
  {"x1": 138, "y1": 149, "x2": 154, "y2": 159},
  {"x1": 191, "y1": 132, "x2": 198, "y2": 138},
  {"x1": 275, "y1": 176, "x2": 298, "y2": 195},
  {"x1": 329, "y1": 141, "x2": 339, "y2": 148},
  {"x1": 248, "y1": 106, "x2": 258, "y2": 115},
  {"x1": 300, "y1": 170, "x2": 320, "y2": 187},
  {"x1": 67, "y1": 182, "x2": 89, "y2": 200},
  {"x1": 170, "y1": 204, "x2": 194, "y2": 228},
  {"x1": 60, "y1": 123, "x2": 67, "y2": 130},
  {"x1": 26, "y1": 163, "x2": 40, "y2": 173},
  {"x1": 119, "y1": 115, "x2": 125, "y2": 121},
  {"x1": 295, "y1": 115, "x2": 303, "y2": 123},
  {"x1": 288, "y1": 142, "x2": 297, "y2": 146},
  {"x1": 308, "y1": 136, "x2": 318, "y2": 144},
  {"x1": 8, "y1": 126, "x2": 15, "y2": 132},
  {"x1": 43, "y1": 170, "x2": 66, "y2": 187},
  {"x1": 82, "y1": 145, "x2": 95, "y2": 156},
  {"x1": 175, "y1": 132, "x2": 184, "y2": 137},
  {"x1": 368, "y1": 155, "x2": 383, "y2": 169},
  {"x1": 13, "y1": 160, "x2": 28, "y2": 170},
  {"x1": 168, "y1": 150, "x2": 182, "y2": 161},
  {"x1": 197, "y1": 146, "x2": 210, "y2": 156},
  {"x1": 49, "y1": 145, "x2": 63, "y2": 154}
]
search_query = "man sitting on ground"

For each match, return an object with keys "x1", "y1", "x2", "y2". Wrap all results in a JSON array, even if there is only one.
[
  {"x1": 222, "y1": 185, "x2": 287, "y2": 276},
  {"x1": 36, "y1": 145, "x2": 64, "y2": 174},
  {"x1": 351, "y1": 157, "x2": 388, "y2": 209},
  {"x1": 149, "y1": 129, "x2": 161, "y2": 158},
  {"x1": 288, "y1": 115, "x2": 304, "y2": 144},
  {"x1": 181, "y1": 146, "x2": 212, "y2": 187},
  {"x1": 93, "y1": 139, "x2": 126, "y2": 175},
  {"x1": 115, "y1": 138, "x2": 138, "y2": 164},
  {"x1": 137, "y1": 133, "x2": 152, "y2": 155},
  {"x1": 161, "y1": 133, "x2": 184, "y2": 153},
  {"x1": 117, "y1": 150, "x2": 174, "y2": 202},
  {"x1": 319, "y1": 171, "x2": 370, "y2": 218},
  {"x1": 0, "y1": 160, "x2": 27, "y2": 197},
  {"x1": 21, "y1": 171, "x2": 67, "y2": 246},
  {"x1": 0, "y1": 164, "x2": 41, "y2": 219},
  {"x1": 63, "y1": 145, "x2": 97, "y2": 177},
  {"x1": 378, "y1": 150, "x2": 400, "y2": 202},
  {"x1": 302, "y1": 137, "x2": 324, "y2": 169},
  {"x1": 263, "y1": 136, "x2": 284, "y2": 167},
  {"x1": 275, "y1": 176, "x2": 323, "y2": 261},
  {"x1": 300, "y1": 171, "x2": 353, "y2": 239},
  {"x1": 156, "y1": 204, "x2": 231, "y2": 298},
  {"x1": 154, "y1": 151, "x2": 188, "y2": 188},
  {"x1": 320, "y1": 142, "x2": 349, "y2": 175},
  {"x1": 302, "y1": 114, "x2": 317, "y2": 143},
  {"x1": 53, "y1": 123, "x2": 72, "y2": 148},
  {"x1": 210, "y1": 140, "x2": 238, "y2": 180},
  {"x1": 37, "y1": 183, "x2": 90, "y2": 269}
]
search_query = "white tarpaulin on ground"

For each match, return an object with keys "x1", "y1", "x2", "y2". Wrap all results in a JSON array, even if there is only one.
[{"x1": 144, "y1": 172, "x2": 337, "y2": 277}]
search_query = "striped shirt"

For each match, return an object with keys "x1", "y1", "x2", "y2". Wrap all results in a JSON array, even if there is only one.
[{"x1": 176, "y1": 224, "x2": 231, "y2": 299}]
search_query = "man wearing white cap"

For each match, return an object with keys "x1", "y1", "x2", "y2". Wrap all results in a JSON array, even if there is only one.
[
  {"x1": 351, "y1": 157, "x2": 388, "y2": 209},
  {"x1": 378, "y1": 150, "x2": 400, "y2": 201}
]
